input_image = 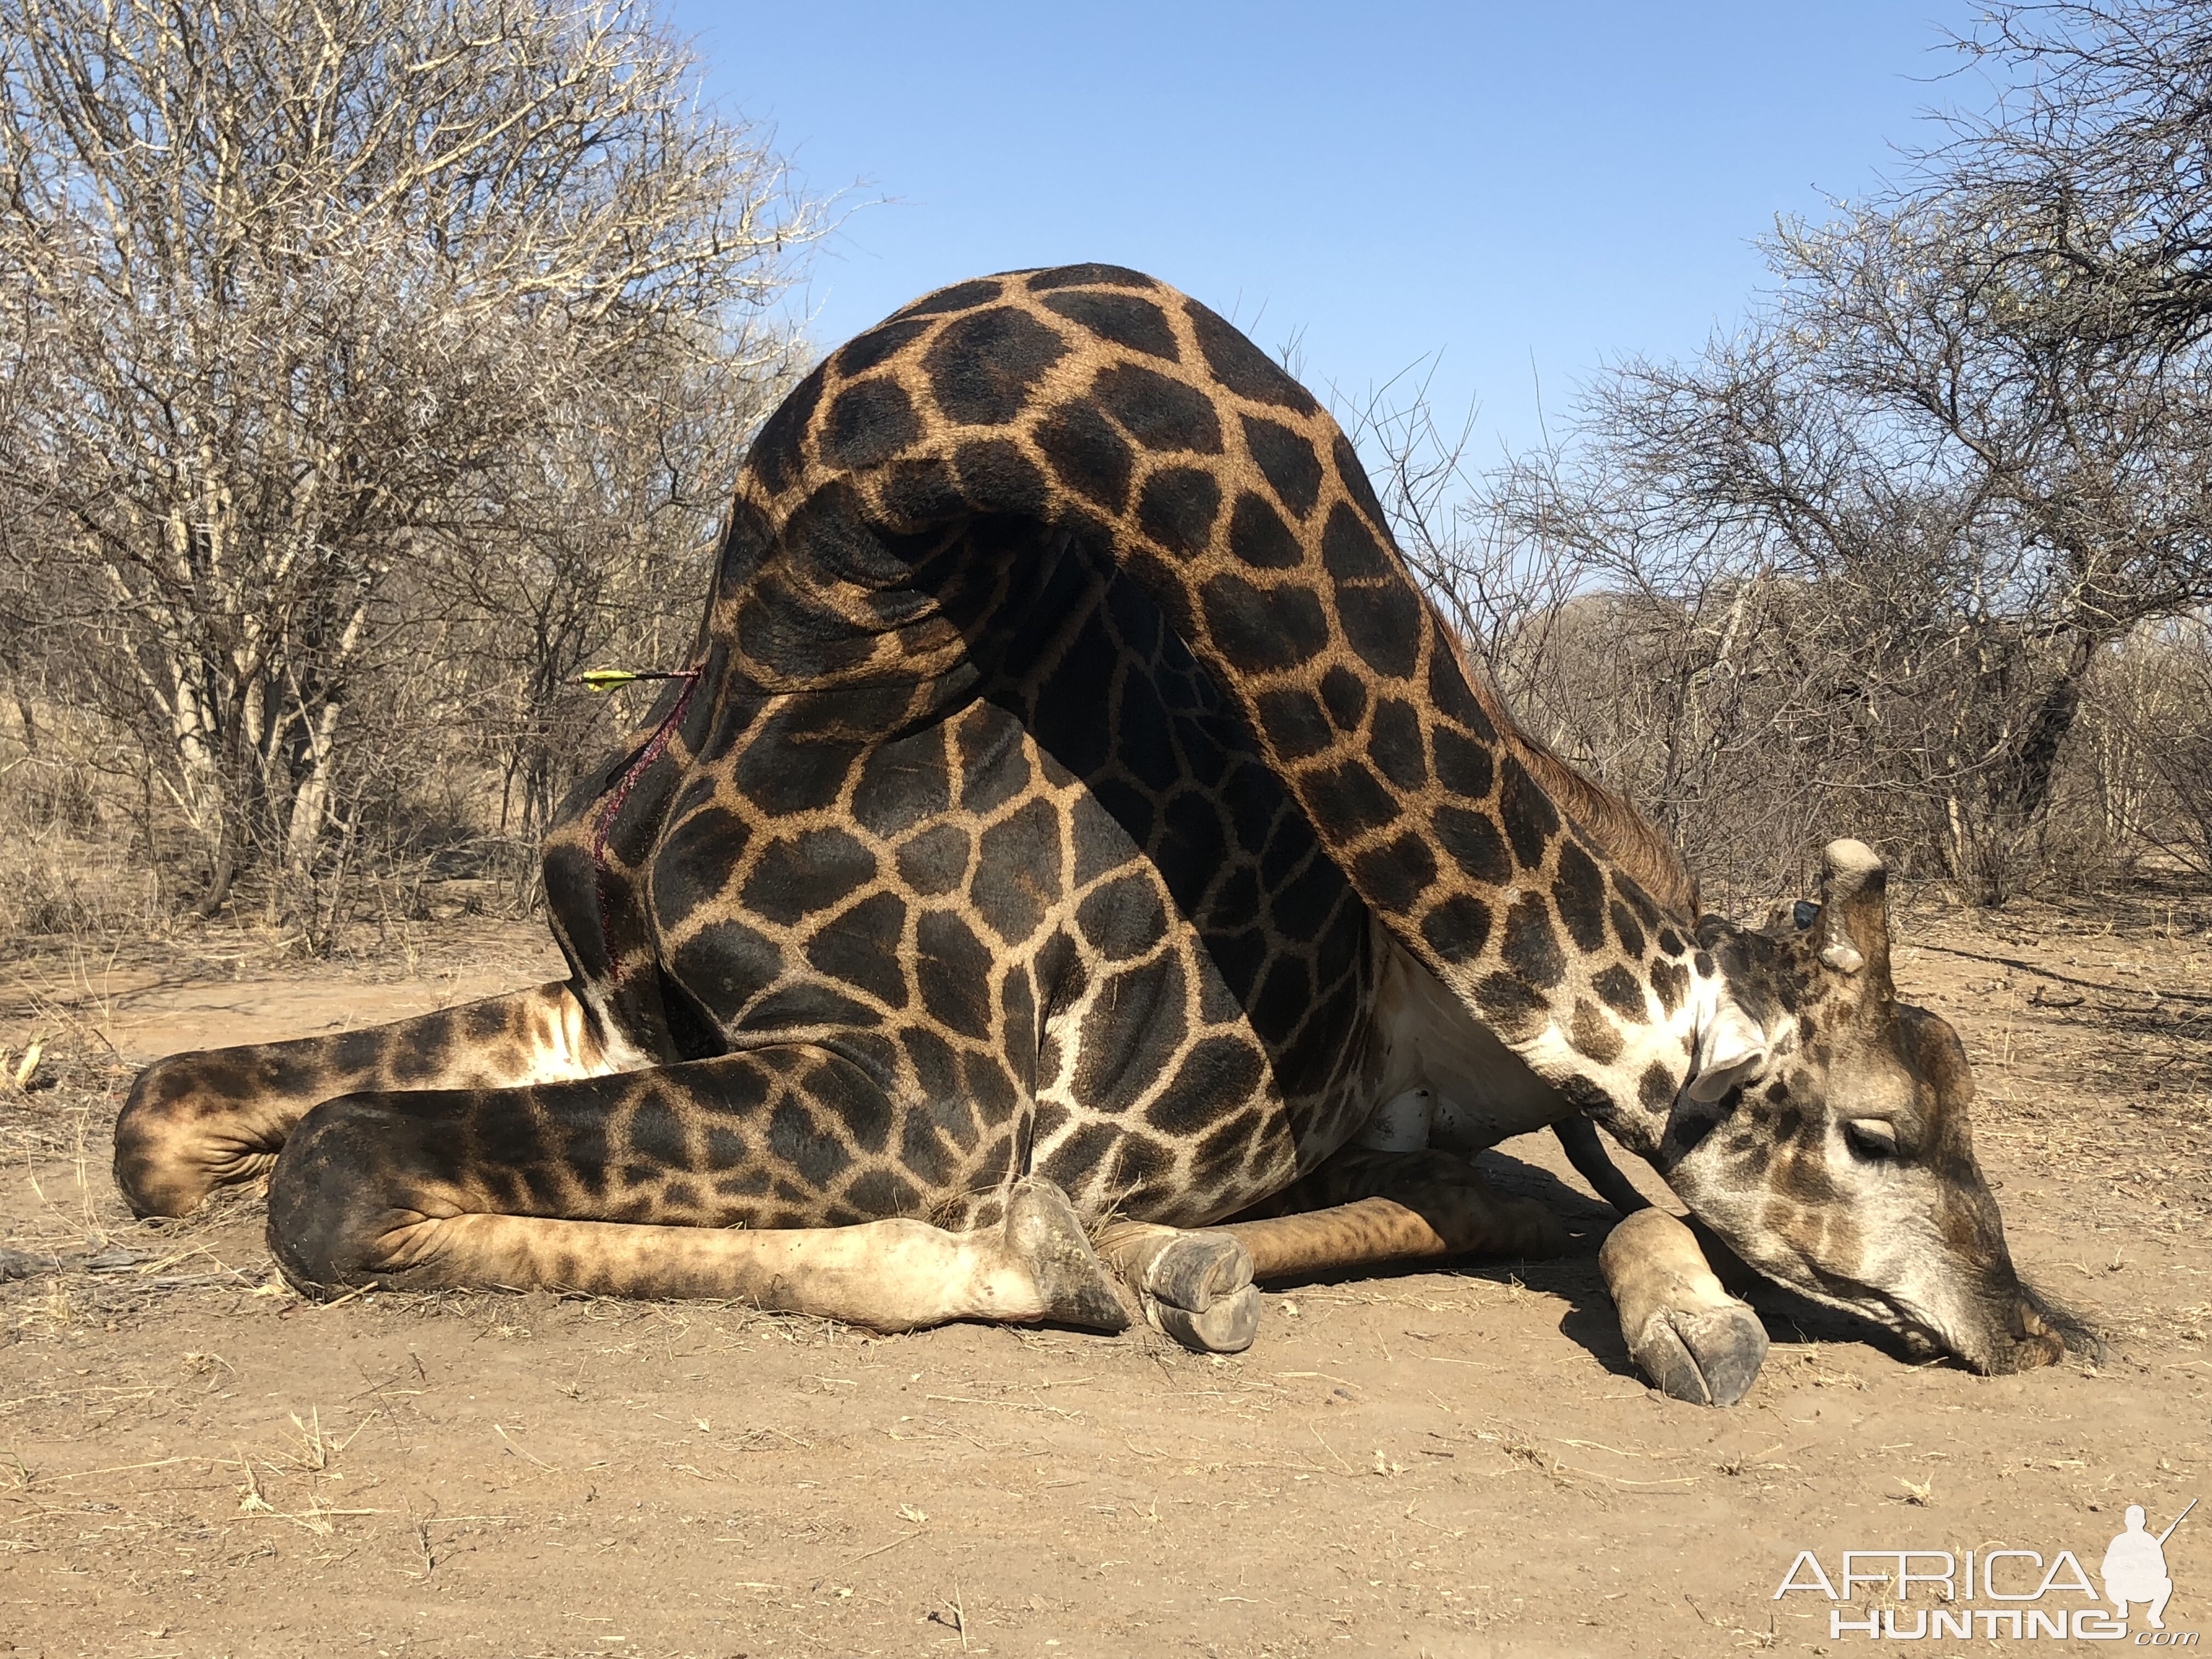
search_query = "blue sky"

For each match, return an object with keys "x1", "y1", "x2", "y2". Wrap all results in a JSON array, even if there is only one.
[{"x1": 667, "y1": 2, "x2": 1991, "y2": 460}]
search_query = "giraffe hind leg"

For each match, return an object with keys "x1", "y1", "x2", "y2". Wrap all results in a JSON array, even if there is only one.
[
  {"x1": 261, "y1": 1054, "x2": 1130, "y2": 1334},
  {"x1": 275, "y1": 1173, "x2": 1128, "y2": 1333},
  {"x1": 114, "y1": 980, "x2": 611, "y2": 1218}
]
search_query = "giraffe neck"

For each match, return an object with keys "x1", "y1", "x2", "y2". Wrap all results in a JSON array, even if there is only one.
[
  {"x1": 714, "y1": 264, "x2": 1720, "y2": 1142},
  {"x1": 1367, "y1": 938, "x2": 1713, "y2": 1160}
]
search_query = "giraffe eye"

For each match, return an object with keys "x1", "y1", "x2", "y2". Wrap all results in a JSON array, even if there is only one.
[{"x1": 1844, "y1": 1118, "x2": 1902, "y2": 1161}]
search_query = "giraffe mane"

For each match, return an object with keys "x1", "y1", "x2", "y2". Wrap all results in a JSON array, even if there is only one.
[{"x1": 1434, "y1": 619, "x2": 1701, "y2": 923}]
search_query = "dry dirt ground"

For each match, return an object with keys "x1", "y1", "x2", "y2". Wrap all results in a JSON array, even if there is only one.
[{"x1": 1, "y1": 895, "x2": 2208, "y2": 1658}]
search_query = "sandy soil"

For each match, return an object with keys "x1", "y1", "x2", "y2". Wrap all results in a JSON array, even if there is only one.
[{"x1": 1, "y1": 896, "x2": 2207, "y2": 1658}]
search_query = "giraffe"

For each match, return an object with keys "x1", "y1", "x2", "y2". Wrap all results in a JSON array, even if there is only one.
[{"x1": 113, "y1": 264, "x2": 2086, "y2": 1392}]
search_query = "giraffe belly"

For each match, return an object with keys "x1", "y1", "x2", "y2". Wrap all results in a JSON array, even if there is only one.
[{"x1": 1359, "y1": 939, "x2": 1571, "y2": 1154}]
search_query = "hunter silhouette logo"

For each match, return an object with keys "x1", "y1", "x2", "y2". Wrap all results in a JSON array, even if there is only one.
[
  {"x1": 1774, "y1": 1497, "x2": 2197, "y2": 1642},
  {"x1": 2106, "y1": 1501, "x2": 2193, "y2": 1631}
]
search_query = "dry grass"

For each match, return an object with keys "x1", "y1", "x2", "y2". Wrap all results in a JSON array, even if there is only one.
[{"x1": 0, "y1": 710, "x2": 170, "y2": 949}]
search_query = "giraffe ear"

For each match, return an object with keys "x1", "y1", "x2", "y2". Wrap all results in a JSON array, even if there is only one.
[{"x1": 1689, "y1": 1001, "x2": 1769, "y2": 1103}]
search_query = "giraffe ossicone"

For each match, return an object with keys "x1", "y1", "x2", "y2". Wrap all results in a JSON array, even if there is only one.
[{"x1": 114, "y1": 265, "x2": 2089, "y2": 1389}]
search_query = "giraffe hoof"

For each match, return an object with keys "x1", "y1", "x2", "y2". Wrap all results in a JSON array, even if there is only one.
[
  {"x1": 1140, "y1": 1229, "x2": 1254, "y2": 1313},
  {"x1": 114, "y1": 1055, "x2": 245, "y2": 1217},
  {"x1": 1091, "y1": 1224, "x2": 1256, "y2": 1349},
  {"x1": 1150, "y1": 1283, "x2": 1262, "y2": 1353},
  {"x1": 1005, "y1": 1177, "x2": 1130, "y2": 1334},
  {"x1": 1130, "y1": 1231, "x2": 1258, "y2": 1353},
  {"x1": 1600, "y1": 1209, "x2": 1767, "y2": 1406},
  {"x1": 1624, "y1": 1301, "x2": 1769, "y2": 1407}
]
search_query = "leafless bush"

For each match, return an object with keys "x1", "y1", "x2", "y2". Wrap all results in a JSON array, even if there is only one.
[
  {"x1": 0, "y1": 0, "x2": 822, "y2": 947},
  {"x1": 0, "y1": 0, "x2": 823, "y2": 955},
  {"x1": 1361, "y1": 360, "x2": 2210, "y2": 913},
  {"x1": 2080, "y1": 616, "x2": 2212, "y2": 878}
]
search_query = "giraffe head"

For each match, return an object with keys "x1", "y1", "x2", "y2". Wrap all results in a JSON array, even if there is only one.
[{"x1": 1643, "y1": 840, "x2": 2090, "y2": 1375}]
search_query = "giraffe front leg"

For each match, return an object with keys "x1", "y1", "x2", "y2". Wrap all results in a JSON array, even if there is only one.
[
  {"x1": 1085, "y1": 1147, "x2": 1573, "y2": 1348},
  {"x1": 1597, "y1": 1207, "x2": 1769, "y2": 1406},
  {"x1": 1232, "y1": 1146, "x2": 1570, "y2": 1272},
  {"x1": 259, "y1": 1055, "x2": 1131, "y2": 1334},
  {"x1": 1087, "y1": 1142, "x2": 1569, "y2": 1355},
  {"x1": 114, "y1": 980, "x2": 610, "y2": 1218}
]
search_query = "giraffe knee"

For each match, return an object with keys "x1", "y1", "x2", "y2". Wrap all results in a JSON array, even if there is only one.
[
  {"x1": 265, "y1": 1095, "x2": 447, "y2": 1299},
  {"x1": 114, "y1": 1051, "x2": 274, "y2": 1218}
]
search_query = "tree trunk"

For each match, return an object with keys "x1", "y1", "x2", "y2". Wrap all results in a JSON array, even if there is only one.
[
  {"x1": 191, "y1": 814, "x2": 241, "y2": 917},
  {"x1": 1994, "y1": 633, "x2": 2099, "y2": 828},
  {"x1": 284, "y1": 694, "x2": 346, "y2": 878}
]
